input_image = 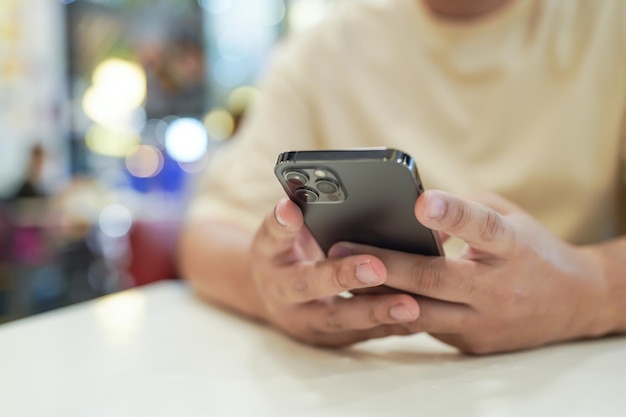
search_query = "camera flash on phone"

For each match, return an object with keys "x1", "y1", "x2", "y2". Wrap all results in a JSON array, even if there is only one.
[{"x1": 314, "y1": 169, "x2": 327, "y2": 178}]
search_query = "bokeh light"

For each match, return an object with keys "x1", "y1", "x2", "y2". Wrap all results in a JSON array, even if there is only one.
[
  {"x1": 82, "y1": 58, "x2": 147, "y2": 132},
  {"x1": 99, "y1": 204, "x2": 133, "y2": 238},
  {"x1": 164, "y1": 118, "x2": 208, "y2": 163},
  {"x1": 141, "y1": 119, "x2": 168, "y2": 147},
  {"x1": 125, "y1": 145, "x2": 164, "y2": 178},
  {"x1": 86, "y1": 124, "x2": 141, "y2": 157},
  {"x1": 251, "y1": 0, "x2": 286, "y2": 27},
  {"x1": 227, "y1": 85, "x2": 259, "y2": 114},
  {"x1": 203, "y1": 108, "x2": 235, "y2": 141},
  {"x1": 91, "y1": 59, "x2": 146, "y2": 106}
]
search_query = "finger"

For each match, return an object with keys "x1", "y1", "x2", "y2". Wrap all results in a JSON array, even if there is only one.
[
  {"x1": 303, "y1": 293, "x2": 420, "y2": 333},
  {"x1": 330, "y1": 242, "x2": 478, "y2": 303},
  {"x1": 406, "y1": 296, "x2": 474, "y2": 334},
  {"x1": 253, "y1": 198, "x2": 304, "y2": 260},
  {"x1": 273, "y1": 255, "x2": 387, "y2": 303},
  {"x1": 304, "y1": 323, "x2": 419, "y2": 348},
  {"x1": 350, "y1": 285, "x2": 405, "y2": 296},
  {"x1": 416, "y1": 190, "x2": 517, "y2": 256},
  {"x1": 469, "y1": 192, "x2": 522, "y2": 215}
]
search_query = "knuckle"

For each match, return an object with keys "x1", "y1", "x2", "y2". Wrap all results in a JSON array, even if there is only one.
[
  {"x1": 330, "y1": 264, "x2": 353, "y2": 292},
  {"x1": 289, "y1": 274, "x2": 310, "y2": 300},
  {"x1": 449, "y1": 201, "x2": 471, "y2": 231},
  {"x1": 493, "y1": 284, "x2": 526, "y2": 307},
  {"x1": 368, "y1": 307, "x2": 384, "y2": 326},
  {"x1": 324, "y1": 306, "x2": 344, "y2": 331},
  {"x1": 479, "y1": 211, "x2": 506, "y2": 241},
  {"x1": 465, "y1": 277, "x2": 476, "y2": 297},
  {"x1": 410, "y1": 259, "x2": 444, "y2": 293}
]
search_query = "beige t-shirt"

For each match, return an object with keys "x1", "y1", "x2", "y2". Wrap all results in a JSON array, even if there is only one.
[{"x1": 189, "y1": 0, "x2": 626, "y2": 248}]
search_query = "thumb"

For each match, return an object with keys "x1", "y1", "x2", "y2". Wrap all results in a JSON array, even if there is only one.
[{"x1": 253, "y1": 198, "x2": 305, "y2": 260}]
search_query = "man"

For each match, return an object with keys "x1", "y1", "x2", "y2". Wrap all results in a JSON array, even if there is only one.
[{"x1": 179, "y1": 0, "x2": 626, "y2": 354}]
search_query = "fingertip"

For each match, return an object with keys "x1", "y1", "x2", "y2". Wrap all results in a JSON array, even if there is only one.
[
  {"x1": 389, "y1": 294, "x2": 420, "y2": 322},
  {"x1": 416, "y1": 190, "x2": 446, "y2": 227},
  {"x1": 274, "y1": 198, "x2": 303, "y2": 230},
  {"x1": 367, "y1": 256, "x2": 388, "y2": 283}
]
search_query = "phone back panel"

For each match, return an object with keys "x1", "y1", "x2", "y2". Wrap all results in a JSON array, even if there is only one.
[{"x1": 275, "y1": 149, "x2": 443, "y2": 256}]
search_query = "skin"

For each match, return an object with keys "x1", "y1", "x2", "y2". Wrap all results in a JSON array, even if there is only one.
[
  {"x1": 180, "y1": 191, "x2": 626, "y2": 354},
  {"x1": 178, "y1": 0, "x2": 626, "y2": 354}
]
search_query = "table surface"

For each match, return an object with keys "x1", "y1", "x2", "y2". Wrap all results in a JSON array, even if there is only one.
[{"x1": 1, "y1": 281, "x2": 625, "y2": 417}]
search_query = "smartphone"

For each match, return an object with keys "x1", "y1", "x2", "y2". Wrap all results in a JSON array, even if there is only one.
[{"x1": 274, "y1": 148, "x2": 444, "y2": 256}]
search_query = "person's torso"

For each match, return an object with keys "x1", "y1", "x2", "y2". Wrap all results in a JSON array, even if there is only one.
[{"x1": 301, "y1": 0, "x2": 626, "y2": 244}]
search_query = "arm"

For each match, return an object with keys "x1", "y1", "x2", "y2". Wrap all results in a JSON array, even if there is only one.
[{"x1": 178, "y1": 220, "x2": 266, "y2": 321}]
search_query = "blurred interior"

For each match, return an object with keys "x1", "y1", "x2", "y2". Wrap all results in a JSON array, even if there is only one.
[{"x1": 0, "y1": 0, "x2": 341, "y2": 324}]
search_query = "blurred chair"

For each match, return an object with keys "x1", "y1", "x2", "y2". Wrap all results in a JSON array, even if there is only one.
[{"x1": 127, "y1": 220, "x2": 180, "y2": 286}]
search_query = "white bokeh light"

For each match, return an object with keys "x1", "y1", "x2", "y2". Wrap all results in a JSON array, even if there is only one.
[
  {"x1": 99, "y1": 204, "x2": 133, "y2": 238},
  {"x1": 164, "y1": 118, "x2": 209, "y2": 163}
]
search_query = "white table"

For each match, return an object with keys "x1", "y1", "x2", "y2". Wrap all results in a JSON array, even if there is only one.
[{"x1": 1, "y1": 281, "x2": 625, "y2": 417}]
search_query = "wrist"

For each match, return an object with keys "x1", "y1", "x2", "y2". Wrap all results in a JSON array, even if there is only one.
[{"x1": 577, "y1": 244, "x2": 624, "y2": 337}]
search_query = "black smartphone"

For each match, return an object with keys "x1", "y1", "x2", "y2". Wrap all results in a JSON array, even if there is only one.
[{"x1": 274, "y1": 148, "x2": 444, "y2": 256}]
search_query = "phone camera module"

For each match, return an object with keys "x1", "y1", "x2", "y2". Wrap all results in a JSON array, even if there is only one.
[
  {"x1": 315, "y1": 179, "x2": 339, "y2": 194},
  {"x1": 294, "y1": 188, "x2": 319, "y2": 203},
  {"x1": 284, "y1": 170, "x2": 309, "y2": 185}
]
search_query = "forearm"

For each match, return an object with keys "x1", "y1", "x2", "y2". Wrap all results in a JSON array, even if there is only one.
[
  {"x1": 585, "y1": 236, "x2": 626, "y2": 335},
  {"x1": 178, "y1": 220, "x2": 268, "y2": 321}
]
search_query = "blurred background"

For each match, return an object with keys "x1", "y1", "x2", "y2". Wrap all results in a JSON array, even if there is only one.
[{"x1": 0, "y1": 0, "x2": 342, "y2": 324}]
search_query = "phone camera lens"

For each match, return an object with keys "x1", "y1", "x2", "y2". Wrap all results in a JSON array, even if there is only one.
[
  {"x1": 284, "y1": 170, "x2": 309, "y2": 185},
  {"x1": 294, "y1": 188, "x2": 319, "y2": 203},
  {"x1": 315, "y1": 179, "x2": 339, "y2": 194}
]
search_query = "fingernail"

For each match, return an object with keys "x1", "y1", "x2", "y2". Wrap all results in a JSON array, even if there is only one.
[
  {"x1": 389, "y1": 304, "x2": 415, "y2": 322},
  {"x1": 426, "y1": 195, "x2": 445, "y2": 219},
  {"x1": 356, "y1": 262, "x2": 381, "y2": 285},
  {"x1": 275, "y1": 202, "x2": 288, "y2": 227}
]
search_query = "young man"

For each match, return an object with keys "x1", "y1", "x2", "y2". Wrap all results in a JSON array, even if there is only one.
[{"x1": 179, "y1": 0, "x2": 626, "y2": 354}]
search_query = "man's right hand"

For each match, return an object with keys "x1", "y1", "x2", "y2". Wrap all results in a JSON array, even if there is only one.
[{"x1": 250, "y1": 198, "x2": 421, "y2": 347}]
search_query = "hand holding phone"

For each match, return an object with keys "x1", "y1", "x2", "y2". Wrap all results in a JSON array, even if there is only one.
[{"x1": 274, "y1": 148, "x2": 444, "y2": 256}]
